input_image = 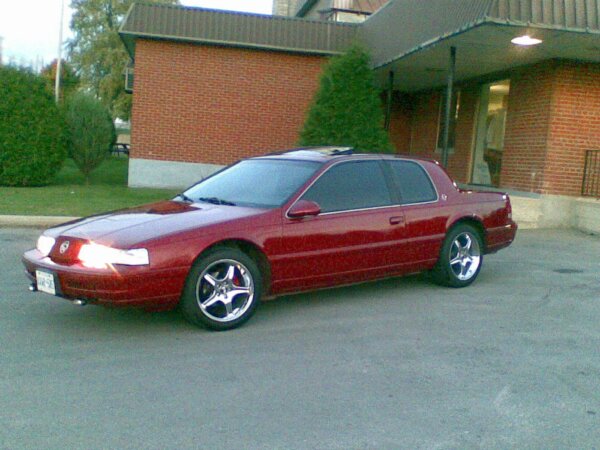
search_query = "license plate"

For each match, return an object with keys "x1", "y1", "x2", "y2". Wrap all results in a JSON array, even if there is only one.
[{"x1": 36, "y1": 270, "x2": 56, "y2": 295}]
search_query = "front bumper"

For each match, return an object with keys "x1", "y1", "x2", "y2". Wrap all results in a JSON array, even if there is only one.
[{"x1": 22, "y1": 249, "x2": 188, "y2": 310}]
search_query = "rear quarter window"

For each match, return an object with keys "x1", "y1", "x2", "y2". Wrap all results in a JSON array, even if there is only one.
[{"x1": 388, "y1": 160, "x2": 437, "y2": 204}]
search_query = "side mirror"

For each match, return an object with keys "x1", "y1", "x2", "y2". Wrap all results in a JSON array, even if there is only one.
[{"x1": 288, "y1": 200, "x2": 321, "y2": 219}]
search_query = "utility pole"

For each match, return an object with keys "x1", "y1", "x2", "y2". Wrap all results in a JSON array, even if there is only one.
[
  {"x1": 0, "y1": 36, "x2": 4, "y2": 65},
  {"x1": 55, "y1": 0, "x2": 65, "y2": 103}
]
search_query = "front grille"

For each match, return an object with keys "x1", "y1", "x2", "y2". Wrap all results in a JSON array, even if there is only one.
[{"x1": 49, "y1": 237, "x2": 86, "y2": 265}]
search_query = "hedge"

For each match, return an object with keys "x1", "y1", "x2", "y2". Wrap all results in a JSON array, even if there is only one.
[{"x1": 0, "y1": 66, "x2": 67, "y2": 186}]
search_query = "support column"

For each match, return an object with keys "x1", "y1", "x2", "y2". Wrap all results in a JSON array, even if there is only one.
[
  {"x1": 441, "y1": 46, "x2": 456, "y2": 168},
  {"x1": 384, "y1": 70, "x2": 394, "y2": 131}
]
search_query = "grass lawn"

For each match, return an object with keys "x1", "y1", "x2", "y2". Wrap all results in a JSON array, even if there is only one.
[{"x1": 0, "y1": 157, "x2": 179, "y2": 217}]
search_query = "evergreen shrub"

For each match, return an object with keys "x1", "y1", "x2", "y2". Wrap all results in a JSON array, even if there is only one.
[
  {"x1": 64, "y1": 92, "x2": 115, "y2": 184},
  {"x1": 299, "y1": 45, "x2": 394, "y2": 153},
  {"x1": 0, "y1": 66, "x2": 67, "y2": 186}
]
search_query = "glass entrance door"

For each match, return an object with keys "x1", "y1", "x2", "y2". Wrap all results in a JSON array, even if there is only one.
[{"x1": 471, "y1": 80, "x2": 510, "y2": 186}]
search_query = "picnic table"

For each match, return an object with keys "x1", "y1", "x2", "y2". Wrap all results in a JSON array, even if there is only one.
[{"x1": 111, "y1": 143, "x2": 130, "y2": 157}]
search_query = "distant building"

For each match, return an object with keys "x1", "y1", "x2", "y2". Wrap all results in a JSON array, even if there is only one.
[
  {"x1": 120, "y1": 0, "x2": 600, "y2": 205},
  {"x1": 275, "y1": 0, "x2": 388, "y2": 21},
  {"x1": 273, "y1": 0, "x2": 301, "y2": 16}
]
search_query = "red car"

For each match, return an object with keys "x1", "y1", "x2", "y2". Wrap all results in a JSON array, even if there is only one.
[{"x1": 23, "y1": 148, "x2": 517, "y2": 330}]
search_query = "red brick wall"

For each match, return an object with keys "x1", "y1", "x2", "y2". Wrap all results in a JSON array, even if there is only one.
[
  {"x1": 501, "y1": 61, "x2": 600, "y2": 196},
  {"x1": 500, "y1": 62, "x2": 556, "y2": 193},
  {"x1": 131, "y1": 40, "x2": 325, "y2": 164},
  {"x1": 544, "y1": 62, "x2": 600, "y2": 196},
  {"x1": 407, "y1": 91, "x2": 440, "y2": 159},
  {"x1": 388, "y1": 92, "x2": 412, "y2": 153}
]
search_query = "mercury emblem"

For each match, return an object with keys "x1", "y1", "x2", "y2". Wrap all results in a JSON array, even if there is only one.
[{"x1": 59, "y1": 241, "x2": 70, "y2": 254}]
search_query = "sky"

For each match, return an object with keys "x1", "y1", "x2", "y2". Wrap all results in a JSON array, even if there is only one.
[{"x1": 0, "y1": 0, "x2": 274, "y2": 68}]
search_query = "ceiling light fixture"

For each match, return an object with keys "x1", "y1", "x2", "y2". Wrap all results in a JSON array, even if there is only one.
[{"x1": 511, "y1": 35, "x2": 543, "y2": 46}]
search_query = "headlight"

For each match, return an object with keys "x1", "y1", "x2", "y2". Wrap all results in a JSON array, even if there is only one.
[
  {"x1": 78, "y1": 243, "x2": 149, "y2": 269},
  {"x1": 37, "y1": 235, "x2": 56, "y2": 257}
]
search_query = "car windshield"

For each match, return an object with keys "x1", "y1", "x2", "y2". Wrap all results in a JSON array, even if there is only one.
[{"x1": 181, "y1": 159, "x2": 321, "y2": 209}]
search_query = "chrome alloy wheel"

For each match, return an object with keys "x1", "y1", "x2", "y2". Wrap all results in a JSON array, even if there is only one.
[
  {"x1": 449, "y1": 232, "x2": 481, "y2": 281},
  {"x1": 196, "y1": 259, "x2": 254, "y2": 323}
]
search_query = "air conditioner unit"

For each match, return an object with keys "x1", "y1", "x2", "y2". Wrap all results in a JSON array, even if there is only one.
[{"x1": 125, "y1": 66, "x2": 134, "y2": 93}]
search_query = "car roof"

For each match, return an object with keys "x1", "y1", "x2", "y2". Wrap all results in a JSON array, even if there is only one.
[{"x1": 255, "y1": 146, "x2": 439, "y2": 165}]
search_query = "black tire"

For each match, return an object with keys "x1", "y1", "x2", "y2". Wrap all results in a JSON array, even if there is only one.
[
  {"x1": 180, "y1": 247, "x2": 262, "y2": 331},
  {"x1": 431, "y1": 224, "x2": 483, "y2": 288}
]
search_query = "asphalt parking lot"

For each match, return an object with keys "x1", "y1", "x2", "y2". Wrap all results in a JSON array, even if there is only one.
[{"x1": 1, "y1": 227, "x2": 599, "y2": 449}]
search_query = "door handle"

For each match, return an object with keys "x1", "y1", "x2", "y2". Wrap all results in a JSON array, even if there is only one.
[{"x1": 389, "y1": 216, "x2": 405, "y2": 225}]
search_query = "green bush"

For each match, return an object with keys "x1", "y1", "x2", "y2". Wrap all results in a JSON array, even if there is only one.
[
  {"x1": 0, "y1": 66, "x2": 67, "y2": 186},
  {"x1": 64, "y1": 92, "x2": 115, "y2": 184},
  {"x1": 299, "y1": 45, "x2": 394, "y2": 153}
]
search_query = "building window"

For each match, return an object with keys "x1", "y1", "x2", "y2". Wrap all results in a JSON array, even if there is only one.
[
  {"x1": 471, "y1": 79, "x2": 510, "y2": 187},
  {"x1": 436, "y1": 90, "x2": 461, "y2": 154}
]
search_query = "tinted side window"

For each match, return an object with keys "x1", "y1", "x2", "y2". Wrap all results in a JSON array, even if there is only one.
[
  {"x1": 388, "y1": 161, "x2": 437, "y2": 204},
  {"x1": 301, "y1": 161, "x2": 392, "y2": 213}
]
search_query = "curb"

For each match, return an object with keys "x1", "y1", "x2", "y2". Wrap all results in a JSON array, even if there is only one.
[{"x1": 0, "y1": 216, "x2": 79, "y2": 228}]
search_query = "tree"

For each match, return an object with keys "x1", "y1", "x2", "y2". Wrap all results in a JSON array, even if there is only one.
[
  {"x1": 64, "y1": 92, "x2": 116, "y2": 184},
  {"x1": 0, "y1": 66, "x2": 67, "y2": 186},
  {"x1": 68, "y1": 0, "x2": 178, "y2": 120},
  {"x1": 40, "y1": 59, "x2": 80, "y2": 102},
  {"x1": 299, "y1": 45, "x2": 394, "y2": 152}
]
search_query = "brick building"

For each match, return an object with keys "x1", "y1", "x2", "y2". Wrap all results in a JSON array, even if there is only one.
[{"x1": 119, "y1": 0, "x2": 600, "y2": 206}]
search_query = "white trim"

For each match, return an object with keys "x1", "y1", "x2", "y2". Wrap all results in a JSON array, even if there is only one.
[{"x1": 128, "y1": 158, "x2": 224, "y2": 189}]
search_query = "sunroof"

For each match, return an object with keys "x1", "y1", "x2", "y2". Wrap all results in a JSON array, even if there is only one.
[{"x1": 284, "y1": 147, "x2": 354, "y2": 156}]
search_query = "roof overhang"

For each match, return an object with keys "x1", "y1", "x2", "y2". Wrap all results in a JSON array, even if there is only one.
[
  {"x1": 119, "y1": 3, "x2": 358, "y2": 61},
  {"x1": 373, "y1": 21, "x2": 600, "y2": 91},
  {"x1": 363, "y1": 0, "x2": 600, "y2": 91}
]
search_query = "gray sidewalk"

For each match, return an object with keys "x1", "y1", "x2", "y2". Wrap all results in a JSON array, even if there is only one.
[{"x1": 0, "y1": 215, "x2": 78, "y2": 228}]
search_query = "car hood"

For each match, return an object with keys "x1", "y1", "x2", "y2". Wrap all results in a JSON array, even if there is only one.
[{"x1": 46, "y1": 201, "x2": 275, "y2": 248}]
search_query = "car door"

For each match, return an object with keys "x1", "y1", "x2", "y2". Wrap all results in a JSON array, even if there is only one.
[
  {"x1": 385, "y1": 159, "x2": 447, "y2": 269},
  {"x1": 274, "y1": 159, "x2": 408, "y2": 293}
]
